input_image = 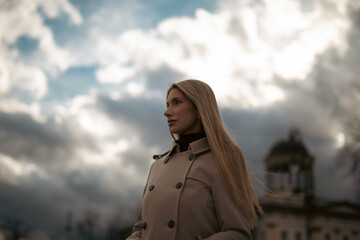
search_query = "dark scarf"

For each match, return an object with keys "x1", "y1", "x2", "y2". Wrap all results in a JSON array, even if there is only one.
[{"x1": 175, "y1": 132, "x2": 206, "y2": 152}]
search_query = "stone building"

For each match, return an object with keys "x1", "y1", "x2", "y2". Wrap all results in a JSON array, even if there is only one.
[{"x1": 253, "y1": 129, "x2": 360, "y2": 240}]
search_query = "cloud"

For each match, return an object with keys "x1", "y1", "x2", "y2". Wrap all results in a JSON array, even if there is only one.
[
  {"x1": 0, "y1": 46, "x2": 11, "y2": 95},
  {"x1": 96, "y1": 63, "x2": 136, "y2": 84},
  {"x1": 145, "y1": 64, "x2": 186, "y2": 90},
  {"x1": 89, "y1": 0, "x2": 350, "y2": 110},
  {"x1": 96, "y1": 93, "x2": 171, "y2": 147},
  {"x1": 0, "y1": 153, "x2": 47, "y2": 186},
  {"x1": 39, "y1": 0, "x2": 83, "y2": 25},
  {"x1": 0, "y1": 95, "x2": 157, "y2": 232},
  {"x1": 0, "y1": 111, "x2": 71, "y2": 164},
  {"x1": 0, "y1": 0, "x2": 83, "y2": 101},
  {"x1": 88, "y1": 0, "x2": 149, "y2": 36}
]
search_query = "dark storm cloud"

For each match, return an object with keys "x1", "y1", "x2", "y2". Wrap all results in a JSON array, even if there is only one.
[
  {"x1": 0, "y1": 171, "x2": 139, "y2": 235},
  {"x1": 63, "y1": 164, "x2": 143, "y2": 202},
  {"x1": 120, "y1": 148, "x2": 155, "y2": 176},
  {"x1": 0, "y1": 112, "x2": 65, "y2": 147},
  {"x1": 0, "y1": 177, "x2": 75, "y2": 233},
  {"x1": 96, "y1": 94, "x2": 172, "y2": 149},
  {"x1": 0, "y1": 110, "x2": 97, "y2": 166},
  {"x1": 309, "y1": 6, "x2": 360, "y2": 121},
  {"x1": 221, "y1": 87, "x2": 355, "y2": 200},
  {"x1": 309, "y1": 6, "x2": 360, "y2": 197},
  {"x1": 65, "y1": 168, "x2": 118, "y2": 203},
  {"x1": 0, "y1": 111, "x2": 69, "y2": 163},
  {"x1": 0, "y1": 108, "x2": 137, "y2": 232}
]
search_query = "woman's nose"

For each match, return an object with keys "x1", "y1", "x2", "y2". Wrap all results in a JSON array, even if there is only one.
[{"x1": 164, "y1": 107, "x2": 171, "y2": 117}]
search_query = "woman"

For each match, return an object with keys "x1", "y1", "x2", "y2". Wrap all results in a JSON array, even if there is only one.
[{"x1": 126, "y1": 79, "x2": 262, "y2": 240}]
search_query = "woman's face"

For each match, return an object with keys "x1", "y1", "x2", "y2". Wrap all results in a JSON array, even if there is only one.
[{"x1": 164, "y1": 88, "x2": 202, "y2": 135}]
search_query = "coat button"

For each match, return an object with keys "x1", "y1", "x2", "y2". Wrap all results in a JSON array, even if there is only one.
[
  {"x1": 168, "y1": 220, "x2": 175, "y2": 228},
  {"x1": 176, "y1": 182, "x2": 183, "y2": 189},
  {"x1": 143, "y1": 222, "x2": 147, "y2": 229},
  {"x1": 188, "y1": 153, "x2": 195, "y2": 161},
  {"x1": 164, "y1": 156, "x2": 170, "y2": 164},
  {"x1": 148, "y1": 185, "x2": 155, "y2": 191}
]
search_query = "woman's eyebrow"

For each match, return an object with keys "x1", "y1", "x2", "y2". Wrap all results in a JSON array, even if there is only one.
[{"x1": 167, "y1": 96, "x2": 181, "y2": 104}]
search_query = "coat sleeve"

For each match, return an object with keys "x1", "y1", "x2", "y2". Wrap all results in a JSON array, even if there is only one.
[
  {"x1": 125, "y1": 204, "x2": 144, "y2": 240},
  {"x1": 202, "y1": 167, "x2": 252, "y2": 240}
]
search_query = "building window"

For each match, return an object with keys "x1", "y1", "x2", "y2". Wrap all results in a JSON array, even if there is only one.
[
  {"x1": 295, "y1": 232, "x2": 301, "y2": 240},
  {"x1": 325, "y1": 233, "x2": 331, "y2": 240},
  {"x1": 281, "y1": 231, "x2": 287, "y2": 240}
]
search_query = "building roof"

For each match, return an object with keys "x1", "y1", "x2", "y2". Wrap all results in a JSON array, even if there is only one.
[
  {"x1": 268, "y1": 129, "x2": 310, "y2": 158},
  {"x1": 264, "y1": 129, "x2": 314, "y2": 171}
]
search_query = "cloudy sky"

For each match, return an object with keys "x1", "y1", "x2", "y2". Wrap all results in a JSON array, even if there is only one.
[{"x1": 0, "y1": 0, "x2": 359, "y2": 237}]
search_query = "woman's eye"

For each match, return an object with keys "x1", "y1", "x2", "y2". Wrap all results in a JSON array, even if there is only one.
[{"x1": 174, "y1": 100, "x2": 181, "y2": 105}]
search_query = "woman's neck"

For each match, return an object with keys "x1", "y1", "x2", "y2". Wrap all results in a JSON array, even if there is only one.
[{"x1": 176, "y1": 132, "x2": 206, "y2": 152}]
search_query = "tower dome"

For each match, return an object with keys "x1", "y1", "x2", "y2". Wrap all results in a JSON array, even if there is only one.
[{"x1": 264, "y1": 129, "x2": 314, "y2": 194}]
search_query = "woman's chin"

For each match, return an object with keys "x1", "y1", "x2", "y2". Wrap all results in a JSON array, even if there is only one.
[
  {"x1": 169, "y1": 127, "x2": 179, "y2": 134},
  {"x1": 170, "y1": 131, "x2": 179, "y2": 135}
]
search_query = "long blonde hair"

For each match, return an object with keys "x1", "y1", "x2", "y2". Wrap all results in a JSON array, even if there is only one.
[{"x1": 167, "y1": 79, "x2": 263, "y2": 227}]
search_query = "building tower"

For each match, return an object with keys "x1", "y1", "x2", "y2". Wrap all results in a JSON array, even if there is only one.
[
  {"x1": 262, "y1": 129, "x2": 315, "y2": 240},
  {"x1": 264, "y1": 128, "x2": 314, "y2": 198}
]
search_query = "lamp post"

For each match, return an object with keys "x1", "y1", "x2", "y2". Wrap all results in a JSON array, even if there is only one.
[
  {"x1": 290, "y1": 159, "x2": 311, "y2": 240},
  {"x1": 304, "y1": 191, "x2": 312, "y2": 240}
]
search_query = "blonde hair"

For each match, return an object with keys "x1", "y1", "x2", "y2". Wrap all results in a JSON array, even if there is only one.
[{"x1": 167, "y1": 79, "x2": 263, "y2": 227}]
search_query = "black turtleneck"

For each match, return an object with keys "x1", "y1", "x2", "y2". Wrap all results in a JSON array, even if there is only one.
[{"x1": 175, "y1": 132, "x2": 206, "y2": 152}]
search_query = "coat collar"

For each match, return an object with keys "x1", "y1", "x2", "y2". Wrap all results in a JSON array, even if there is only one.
[
  {"x1": 168, "y1": 137, "x2": 210, "y2": 156},
  {"x1": 153, "y1": 137, "x2": 211, "y2": 160}
]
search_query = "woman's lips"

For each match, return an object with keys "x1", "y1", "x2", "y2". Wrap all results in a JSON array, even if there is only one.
[{"x1": 168, "y1": 120, "x2": 176, "y2": 126}]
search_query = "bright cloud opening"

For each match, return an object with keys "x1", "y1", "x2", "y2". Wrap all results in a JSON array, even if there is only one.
[
  {"x1": 96, "y1": 64, "x2": 136, "y2": 83},
  {"x1": 336, "y1": 132, "x2": 345, "y2": 149},
  {"x1": 0, "y1": 154, "x2": 47, "y2": 185}
]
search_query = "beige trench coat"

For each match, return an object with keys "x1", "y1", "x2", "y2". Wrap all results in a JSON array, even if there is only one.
[{"x1": 126, "y1": 137, "x2": 251, "y2": 240}]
